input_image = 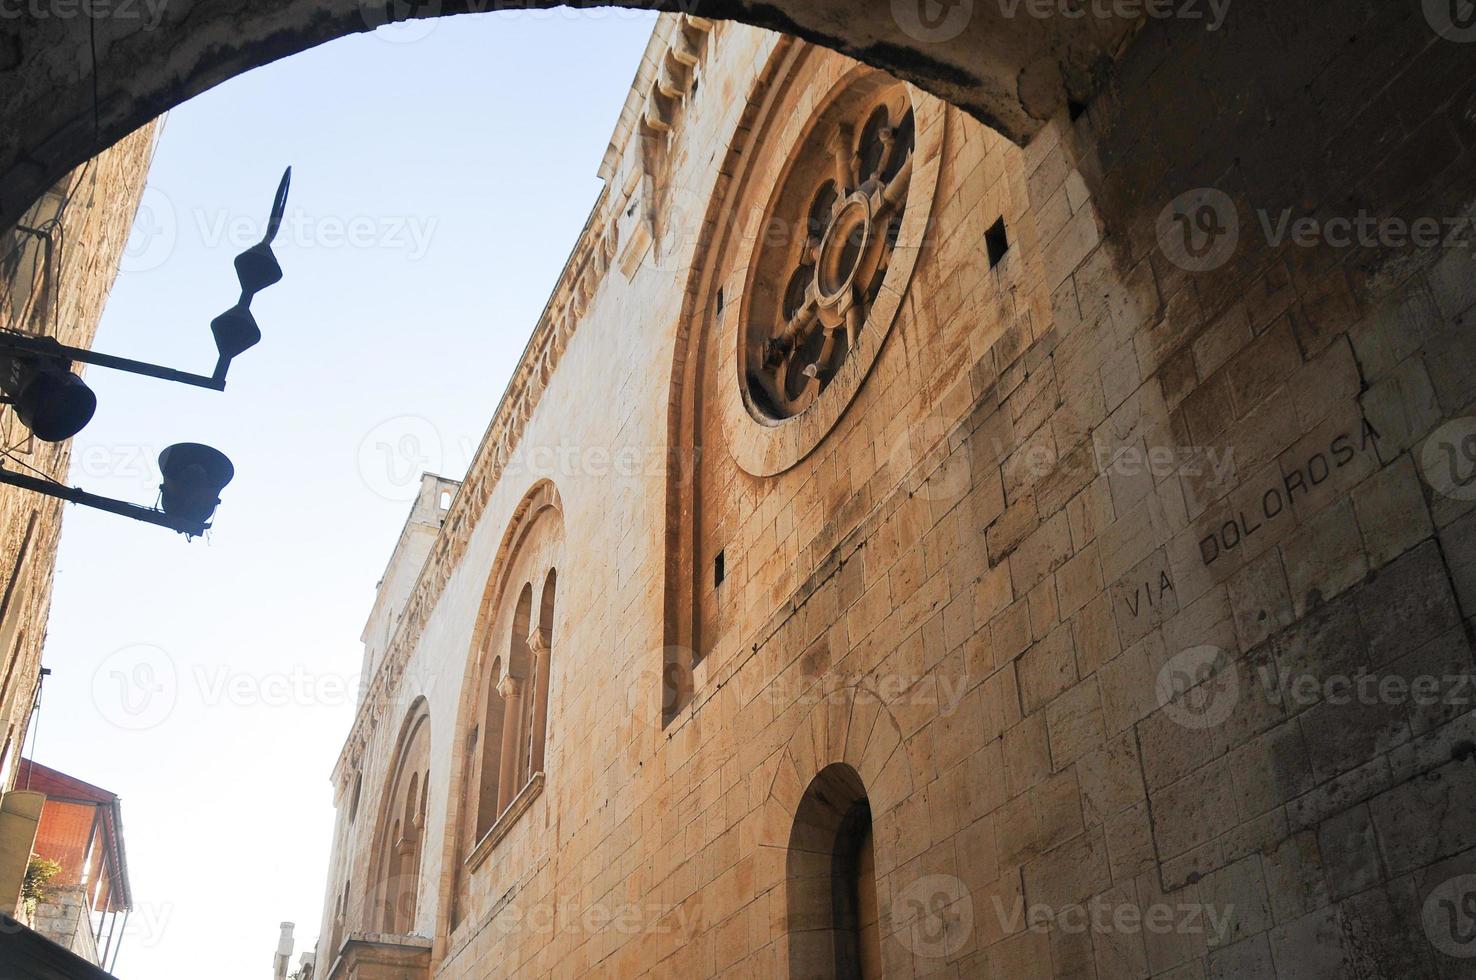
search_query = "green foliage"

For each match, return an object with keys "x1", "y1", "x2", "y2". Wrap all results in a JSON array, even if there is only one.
[{"x1": 20, "y1": 854, "x2": 61, "y2": 911}]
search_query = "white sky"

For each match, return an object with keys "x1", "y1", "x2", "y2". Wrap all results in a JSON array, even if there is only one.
[{"x1": 34, "y1": 11, "x2": 657, "y2": 977}]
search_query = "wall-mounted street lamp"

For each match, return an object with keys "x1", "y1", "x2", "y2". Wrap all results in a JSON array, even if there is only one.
[{"x1": 0, "y1": 168, "x2": 290, "y2": 538}]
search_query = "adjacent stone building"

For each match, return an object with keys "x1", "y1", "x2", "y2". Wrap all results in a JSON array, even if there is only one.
[
  {"x1": 0, "y1": 129, "x2": 157, "y2": 953},
  {"x1": 13, "y1": 759, "x2": 133, "y2": 971},
  {"x1": 0, "y1": 124, "x2": 158, "y2": 793},
  {"x1": 313, "y1": 11, "x2": 1476, "y2": 979}
]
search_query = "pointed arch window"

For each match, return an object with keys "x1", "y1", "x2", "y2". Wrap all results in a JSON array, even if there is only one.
[{"x1": 369, "y1": 700, "x2": 431, "y2": 936}]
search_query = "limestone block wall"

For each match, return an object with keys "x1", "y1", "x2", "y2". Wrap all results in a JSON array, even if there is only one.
[
  {"x1": 316, "y1": 7, "x2": 1476, "y2": 978},
  {"x1": 0, "y1": 124, "x2": 158, "y2": 794},
  {"x1": 31, "y1": 884, "x2": 101, "y2": 964}
]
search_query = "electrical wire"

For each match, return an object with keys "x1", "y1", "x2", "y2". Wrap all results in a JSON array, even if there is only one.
[{"x1": 0, "y1": 446, "x2": 68, "y2": 489}]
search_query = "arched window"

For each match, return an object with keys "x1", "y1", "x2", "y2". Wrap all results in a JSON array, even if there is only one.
[
  {"x1": 329, "y1": 878, "x2": 350, "y2": 957},
  {"x1": 507, "y1": 584, "x2": 534, "y2": 796},
  {"x1": 477, "y1": 573, "x2": 557, "y2": 828},
  {"x1": 453, "y1": 480, "x2": 563, "y2": 909},
  {"x1": 527, "y1": 569, "x2": 556, "y2": 777},
  {"x1": 347, "y1": 771, "x2": 362, "y2": 825},
  {"x1": 787, "y1": 764, "x2": 882, "y2": 979},
  {"x1": 474, "y1": 656, "x2": 506, "y2": 841},
  {"x1": 369, "y1": 700, "x2": 431, "y2": 936}
]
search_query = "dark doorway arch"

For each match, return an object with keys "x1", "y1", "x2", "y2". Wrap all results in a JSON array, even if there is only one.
[{"x1": 787, "y1": 762, "x2": 883, "y2": 979}]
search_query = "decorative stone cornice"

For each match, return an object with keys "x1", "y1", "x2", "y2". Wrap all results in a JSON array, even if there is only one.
[{"x1": 332, "y1": 15, "x2": 715, "y2": 788}]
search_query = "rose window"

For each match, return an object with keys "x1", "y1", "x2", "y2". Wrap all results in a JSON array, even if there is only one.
[{"x1": 743, "y1": 84, "x2": 916, "y2": 421}]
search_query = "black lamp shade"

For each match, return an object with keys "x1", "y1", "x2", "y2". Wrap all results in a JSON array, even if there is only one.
[
  {"x1": 15, "y1": 365, "x2": 96, "y2": 442},
  {"x1": 158, "y1": 443, "x2": 234, "y2": 524}
]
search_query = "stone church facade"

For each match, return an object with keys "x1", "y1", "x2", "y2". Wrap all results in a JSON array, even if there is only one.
[{"x1": 314, "y1": 11, "x2": 1476, "y2": 979}]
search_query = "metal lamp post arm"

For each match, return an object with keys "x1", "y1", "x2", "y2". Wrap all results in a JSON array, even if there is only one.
[
  {"x1": 0, "y1": 466, "x2": 208, "y2": 537},
  {"x1": 0, "y1": 331, "x2": 231, "y2": 390}
]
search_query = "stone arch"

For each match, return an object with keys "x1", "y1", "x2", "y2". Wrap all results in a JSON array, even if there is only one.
[
  {"x1": 367, "y1": 696, "x2": 432, "y2": 937},
  {"x1": 755, "y1": 681, "x2": 915, "y2": 974},
  {"x1": 0, "y1": 2, "x2": 1141, "y2": 235},
  {"x1": 440, "y1": 479, "x2": 564, "y2": 938}
]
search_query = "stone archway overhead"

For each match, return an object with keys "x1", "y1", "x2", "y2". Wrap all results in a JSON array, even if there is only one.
[{"x1": 0, "y1": 0, "x2": 1145, "y2": 234}]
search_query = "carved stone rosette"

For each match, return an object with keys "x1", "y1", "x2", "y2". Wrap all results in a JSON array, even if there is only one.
[
  {"x1": 745, "y1": 85, "x2": 916, "y2": 420},
  {"x1": 715, "y1": 62, "x2": 946, "y2": 477}
]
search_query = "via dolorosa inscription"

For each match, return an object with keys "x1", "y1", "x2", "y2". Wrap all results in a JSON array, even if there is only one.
[{"x1": 1200, "y1": 419, "x2": 1380, "y2": 566}]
